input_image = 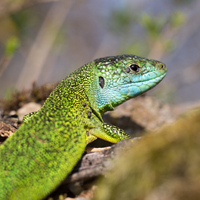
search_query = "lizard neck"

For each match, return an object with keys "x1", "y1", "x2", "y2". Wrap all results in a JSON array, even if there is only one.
[{"x1": 79, "y1": 62, "x2": 114, "y2": 117}]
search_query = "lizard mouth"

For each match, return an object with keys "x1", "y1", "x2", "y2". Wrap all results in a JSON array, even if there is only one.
[
  {"x1": 113, "y1": 71, "x2": 167, "y2": 89},
  {"x1": 108, "y1": 71, "x2": 167, "y2": 107},
  {"x1": 132, "y1": 72, "x2": 167, "y2": 85}
]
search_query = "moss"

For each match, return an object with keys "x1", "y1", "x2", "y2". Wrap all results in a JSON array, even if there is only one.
[
  {"x1": 0, "y1": 83, "x2": 57, "y2": 114},
  {"x1": 95, "y1": 108, "x2": 200, "y2": 200}
]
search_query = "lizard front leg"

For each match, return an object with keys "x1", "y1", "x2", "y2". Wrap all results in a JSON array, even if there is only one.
[{"x1": 86, "y1": 122, "x2": 130, "y2": 144}]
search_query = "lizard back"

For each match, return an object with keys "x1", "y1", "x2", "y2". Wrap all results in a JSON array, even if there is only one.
[{"x1": 0, "y1": 65, "x2": 94, "y2": 200}]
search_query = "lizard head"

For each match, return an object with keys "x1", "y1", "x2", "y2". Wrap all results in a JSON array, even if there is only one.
[{"x1": 88, "y1": 55, "x2": 167, "y2": 115}]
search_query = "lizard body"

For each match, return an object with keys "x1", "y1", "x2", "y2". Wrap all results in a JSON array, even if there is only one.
[{"x1": 0, "y1": 55, "x2": 167, "y2": 199}]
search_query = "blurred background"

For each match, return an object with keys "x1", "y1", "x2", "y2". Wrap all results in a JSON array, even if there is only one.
[{"x1": 0, "y1": 0, "x2": 199, "y2": 105}]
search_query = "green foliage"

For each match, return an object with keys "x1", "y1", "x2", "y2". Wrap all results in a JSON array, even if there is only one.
[
  {"x1": 139, "y1": 11, "x2": 185, "y2": 42},
  {"x1": 125, "y1": 41, "x2": 149, "y2": 56},
  {"x1": 140, "y1": 14, "x2": 167, "y2": 38},
  {"x1": 5, "y1": 36, "x2": 20, "y2": 56},
  {"x1": 109, "y1": 8, "x2": 133, "y2": 32},
  {"x1": 11, "y1": 9, "x2": 38, "y2": 35},
  {"x1": 170, "y1": 11, "x2": 185, "y2": 28},
  {"x1": 108, "y1": 7, "x2": 185, "y2": 57}
]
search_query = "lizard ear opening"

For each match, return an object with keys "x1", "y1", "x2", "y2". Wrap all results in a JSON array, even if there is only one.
[{"x1": 99, "y1": 76, "x2": 105, "y2": 88}]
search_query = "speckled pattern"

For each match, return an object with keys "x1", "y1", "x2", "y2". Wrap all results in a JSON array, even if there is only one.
[{"x1": 0, "y1": 55, "x2": 167, "y2": 200}]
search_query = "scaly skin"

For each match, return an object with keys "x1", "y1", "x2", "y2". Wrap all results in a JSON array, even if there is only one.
[{"x1": 0, "y1": 55, "x2": 167, "y2": 200}]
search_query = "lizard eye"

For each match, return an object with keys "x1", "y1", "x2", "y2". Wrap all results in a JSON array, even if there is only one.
[
  {"x1": 99, "y1": 76, "x2": 105, "y2": 88},
  {"x1": 130, "y1": 64, "x2": 140, "y2": 72}
]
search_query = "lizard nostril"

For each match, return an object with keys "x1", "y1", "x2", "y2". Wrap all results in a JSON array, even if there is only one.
[
  {"x1": 161, "y1": 64, "x2": 165, "y2": 69},
  {"x1": 157, "y1": 63, "x2": 166, "y2": 70}
]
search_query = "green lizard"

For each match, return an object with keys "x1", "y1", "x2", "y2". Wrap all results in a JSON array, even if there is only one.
[{"x1": 0, "y1": 55, "x2": 167, "y2": 200}]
